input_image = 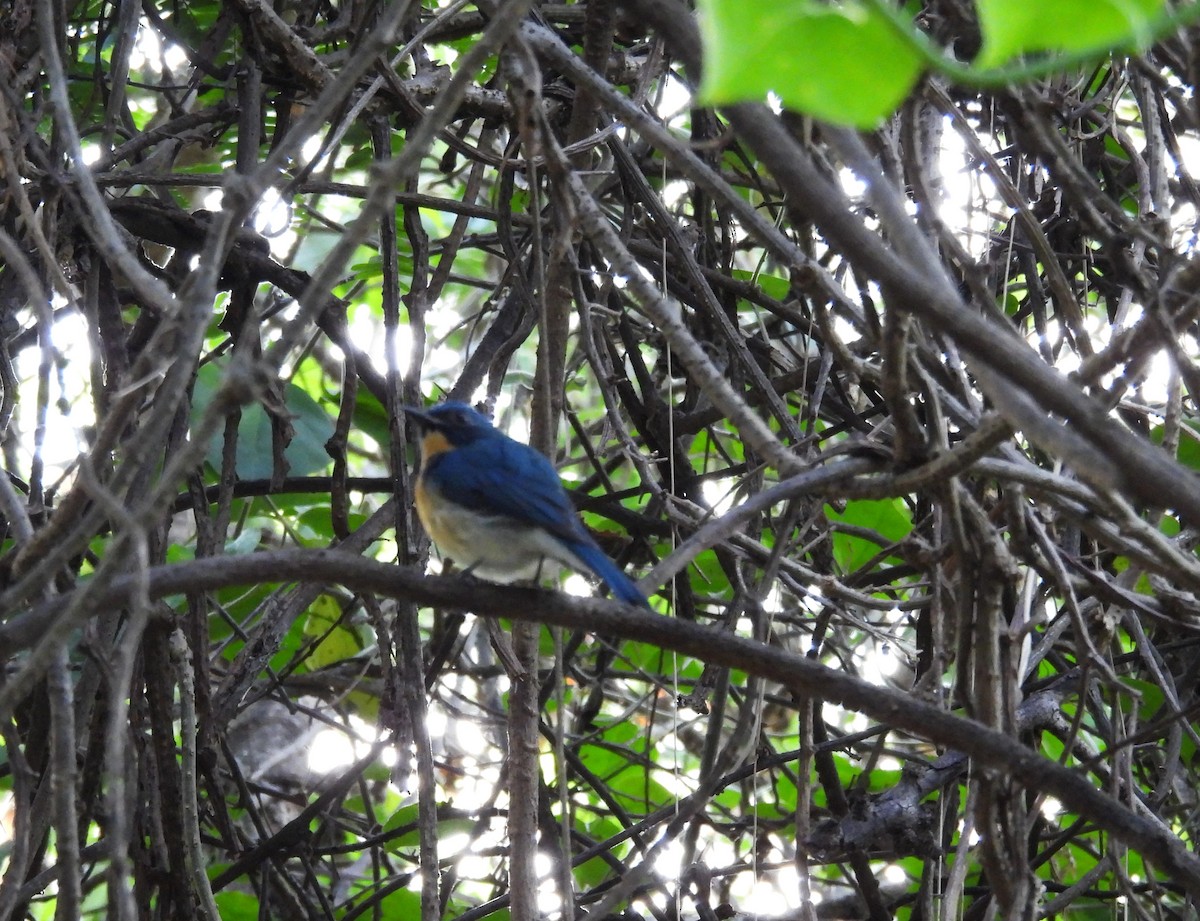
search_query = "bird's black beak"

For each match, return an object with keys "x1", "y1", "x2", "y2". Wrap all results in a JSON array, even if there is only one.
[{"x1": 403, "y1": 406, "x2": 435, "y2": 429}]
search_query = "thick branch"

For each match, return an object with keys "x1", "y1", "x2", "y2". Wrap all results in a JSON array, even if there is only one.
[{"x1": 6, "y1": 547, "x2": 1200, "y2": 894}]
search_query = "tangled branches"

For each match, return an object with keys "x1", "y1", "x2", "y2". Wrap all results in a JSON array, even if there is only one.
[{"x1": 3, "y1": 0, "x2": 1200, "y2": 918}]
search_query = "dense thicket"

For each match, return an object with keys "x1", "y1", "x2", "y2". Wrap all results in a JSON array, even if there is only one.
[{"x1": 4, "y1": 1, "x2": 1200, "y2": 919}]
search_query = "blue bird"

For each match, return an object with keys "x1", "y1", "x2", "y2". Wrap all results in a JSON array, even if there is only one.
[{"x1": 406, "y1": 402, "x2": 649, "y2": 607}]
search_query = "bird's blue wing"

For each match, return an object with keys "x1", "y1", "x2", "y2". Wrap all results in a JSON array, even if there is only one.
[{"x1": 426, "y1": 436, "x2": 588, "y2": 542}]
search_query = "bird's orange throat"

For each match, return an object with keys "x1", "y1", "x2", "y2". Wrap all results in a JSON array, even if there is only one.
[{"x1": 419, "y1": 431, "x2": 454, "y2": 464}]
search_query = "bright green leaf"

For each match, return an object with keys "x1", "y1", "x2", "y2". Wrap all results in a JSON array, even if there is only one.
[
  {"x1": 602, "y1": 720, "x2": 641, "y2": 745},
  {"x1": 731, "y1": 269, "x2": 790, "y2": 301},
  {"x1": 976, "y1": 0, "x2": 1164, "y2": 69},
  {"x1": 697, "y1": 0, "x2": 923, "y2": 127},
  {"x1": 1153, "y1": 420, "x2": 1200, "y2": 472},
  {"x1": 213, "y1": 892, "x2": 259, "y2": 921},
  {"x1": 575, "y1": 815, "x2": 627, "y2": 888},
  {"x1": 382, "y1": 803, "x2": 421, "y2": 848},
  {"x1": 690, "y1": 547, "x2": 731, "y2": 595},
  {"x1": 373, "y1": 888, "x2": 422, "y2": 917}
]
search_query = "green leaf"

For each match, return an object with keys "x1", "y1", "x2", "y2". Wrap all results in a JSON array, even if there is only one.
[
  {"x1": 1120, "y1": 678, "x2": 1165, "y2": 722},
  {"x1": 731, "y1": 269, "x2": 790, "y2": 301},
  {"x1": 825, "y1": 498, "x2": 912, "y2": 572},
  {"x1": 575, "y1": 815, "x2": 627, "y2": 888},
  {"x1": 976, "y1": 0, "x2": 1164, "y2": 69},
  {"x1": 213, "y1": 892, "x2": 259, "y2": 921},
  {"x1": 689, "y1": 547, "x2": 731, "y2": 596},
  {"x1": 192, "y1": 361, "x2": 335, "y2": 481},
  {"x1": 1154, "y1": 420, "x2": 1200, "y2": 472},
  {"x1": 354, "y1": 386, "x2": 393, "y2": 452},
  {"x1": 381, "y1": 804, "x2": 475, "y2": 852},
  {"x1": 302, "y1": 594, "x2": 362, "y2": 671},
  {"x1": 373, "y1": 888, "x2": 422, "y2": 917},
  {"x1": 297, "y1": 506, "x2": 366, "y2": 542},
  {"x1": 578, "y1": 730, "x2": 673, "y2": 811},
  {"x1": 697, "y1": 0, "x2": 923, "y2": 127},
  {"x1": 381, "y1": 803, "x2": 421, "y2": 848}
]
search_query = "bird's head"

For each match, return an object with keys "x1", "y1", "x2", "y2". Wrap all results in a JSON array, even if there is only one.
[{"x1": 405, "y1": 402, "x2": 497, "y2": 448}]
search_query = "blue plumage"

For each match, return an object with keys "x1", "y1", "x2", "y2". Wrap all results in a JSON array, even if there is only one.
[{"x1": 407, "y1": 402, "x2": 649, "y2": 608}]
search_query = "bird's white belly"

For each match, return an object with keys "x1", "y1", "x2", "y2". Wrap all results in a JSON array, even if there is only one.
[{"x1": 421, "y1": 497, "x2": 581, "y2": 582}]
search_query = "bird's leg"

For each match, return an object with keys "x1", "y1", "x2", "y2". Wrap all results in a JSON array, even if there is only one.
[
  {"x1": 510, "y1": 556, "x2": 551, "y2": 591},
  {"x1": 445, "y1": 557, "x2": 487, "y2": 582}
]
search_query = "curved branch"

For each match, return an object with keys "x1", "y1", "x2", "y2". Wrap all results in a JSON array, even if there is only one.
[{"x1": 5, "y1": 547, "x2": 1200, "y2": 894}]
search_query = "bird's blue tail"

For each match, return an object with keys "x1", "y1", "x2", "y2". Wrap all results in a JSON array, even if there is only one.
[{"x1": 568, "y1": 540, "x2": 650, "y2": 608}]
